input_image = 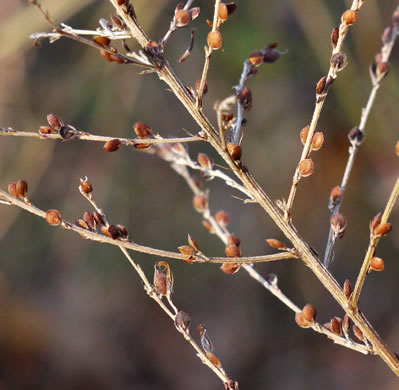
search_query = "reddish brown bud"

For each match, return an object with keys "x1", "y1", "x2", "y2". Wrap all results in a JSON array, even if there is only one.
[
  {"x1": 342, "y1": 314, "x2": 350, "y2": 334},
  {"x1": 93, "y1": 211, "x2": 105, "y2": 227},
  {"x1": 302, "y1": 304, "x2": 317, "y2": 322},
  {"x1": 218, "y1": 3, "x2": 229, "y2": 21},
  {"x1": 195, "y1": 80, "x2": 208, "y2": 95},
  {"x1": 330, "y1": 317, "x2": 342, "y2": 335},
  {"x1": 39, "y1": 126, "x2": 56, "y2": 135},
  {"x1": 47, "y1": 113, "x2": 63, "y2": 131},
  {"x1": 193, "y1": 194, "x2": 208, "y2": 212},
  {"x1": 298, "y1": 159, "x2": 314, "y2": 177},
  {"x1": 104, "y1": 139, "x2": 121, "y2": 152},
  {"x1": 102, "y1": 225, "x2": 121, "y2": 240},
  {"x1": 83, "y1": 212, "x2": 96, "y2": 230},
  {"x1": 262, "y1": 48, "x2": 280, "y2": 63},
  {"x1": 225, "y1": 245, "x2": 241, "y2": 258},
  {"x1": 316, "y1": 76, "x2": 327, "y2": 94},
  {"x1": 343, "y1": 279, "x2": 352, "y2": 299},
  {"x1": 353, "y1": 325, "x2": 365, "y2": 342},
  {"x1": 227, "y1": 233, "x2": 240, "y2": 247},
  {"x1": 187, "y1": 234, "x2": 200, "y2": 250},
  {"x1": 330, "y1": 52, "x2": 347, "y2": 71},
  {"x1": 330, "y1": 186, "x2": 342, "y2": 205},
  {"x1": 312, "y1": 132, "x2": 324, "y2": 151},
  {"x1": 15, "y1": 180, "x2": 28, "y2": 198},
  {"x1": 342, "y1": 10, "x2": 358, "y2": 25},
  {"x1": 80, "y1": 179, "x2": 93, "y2": 194},
  {"x1": 134, "y1": 122, "x2": 152, "y2": 138},
  {"x1": 101, "y1": 49, "x2": 113, "y2": 62},
  {"x1": 374, "y1": 222, "x2": 392, "y2": 237},
  {"x1": 215, "y1": 210, "x2": 230, "y2": 227},
  {"x1": 331, "y1": 213, "x2": 346, "y2": 239},
  {"x1": 331, "y1": 27, "x2": 339, "y2": 48},
  {"x1": 295, "y1": 312, "x2": 310, "y2": 328},
  {"x1": 249, "y1": 50, "x2": 263, "y2": 66},
  {"x1": 202, "y1": 219, "x2": 215, "y2": 233},
  {"x1": 178, "y1": 245, "x2": 195, "y2": 257},
  {"x1": 369, "y1": 257, "x2": 384, "y2": 272},
  {"x1": 75, "y1": 219, "x2": 89, "y2": 230},
  {"x1": 377, "y1": 62, "x2": 390, "y2": 76},
  {"x1": 227, "y1": 143, "x2": 242, "y2": 161},
  {"x1": 8, "y1": 183, "x2": 17, "y2": 197},
  {"x1": 370, "y1": 212, "x2": 382, "y2": 231},
  {"x1": 175, "y1": 9, "x2": 191, "y2": 27},
  {"x1": 300, "y1": 126, "x2": 310, "y2": 145},
  {"x1": 220, "y1": 262, "x2": 240, "y2": 274},
  {"x1": 175, "y1": 311, "x2": 191, "y2": 330},
  {"x1": 198, "y1": 153, "x2": 213, "y2": 170},
  {"x1": 93, "y1": 36, "x2": 111, "y2": 47},
  {"x1": 116, "y1": 224, "x2": 129, "y2": 239},
  {"x1": 265, "y1": 239, "x2": 287, "y2": 250},
  {"x1": 206, "y1": 351, "x2": 222, "y2": 368},
  {"x1": 153, "y1": 268, "x2": 167, "y2": 296},
  {"x1": 238, "y1": 87, "x2": 252, "y2": 111},
  {"x1": 207, "y1": 31, "x2": 223, "y2": 50},
  {"x1": 46, "y1": 209, "x2": 62, "y2": 226}
]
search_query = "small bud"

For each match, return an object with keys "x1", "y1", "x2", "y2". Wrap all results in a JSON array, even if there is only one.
[
  {"x1": 75, "y1": 219, "x2": 89, "y2": 230},
  {"x1": 298, "y1": 159, "x2": 314, "y2": 177},
  {"x1": 330, "y1": 317, "x2": 342, "y2": 335},
  {"x1": 46, "y1": 209, "x2": 62, "y2": 226},
  {"x1": 178, "y1": 245, "x2": 195, "y2": 257},
  {"x1": 227, "y1": 143, "x2": 242, "y2": 161},
  {"x1": 331, "y1": 213, "x2": 346, "y2": 239},
  {"x1": 265, "y1": 239, "x2": 287, "y2": 250},
  {"x1": 47, "y1": 113, "x2": 64, "y2": 131},
  {"x1": 202, "y1": 219, "x2": 215, "y2": 233},
  {"x1": 80, "y1": 179, "x2": 93, "y2": 194},
  {"x1": 8, "y1": 183, "x2": 17, "y2": 197},
  {"x1": 195, "y1": 80, "x2": 208, "y2": 96},
  {"x1": 374, "y1": 222, "x2": 392, "y2": 237},
  {"x1": 331, "y1": 27, "x2": 339, "y2": 48},
  {"x1": 198, "y1": 153, "x2": 213, "y2": 170},
  {"x1": 262, "y1": 48, "x2": 280, "y2": 63},
  {"x1": 60, "y1": 125, "x2": 78, "y2": 140},
  {"x1": 93, "y1": 36, "x2": 111, "y2": 47},
  {"x1": 39, "y1": 126, "x2": 56, "y2": 135},
  {"x1": 316, "y1": 76, "x2": 327, "y2": 94},
  {"x1": 15, "y1": 180, "x2": 28, "y2": 198},
  {"x1": 312, "y1": 132, "x2": 324, "y2": 151},
  {"x1": 249, "y1": 50, "x2": 263, "y2": 66},
  {"x1": 102, "y1": 225, "x2": 121, "y2": 240},
  {"x1": 238, "y1": 87, "x2": 252, "y2": 111},
  {"x1": 83, "y1": 212, "x2": 96, "y2": 230},
  {"x1": 187, "y1": 234, "x2": 200, "y2": 250},
  {"x1": 93, "y1": 211, "x2": 105, "y2": 227},
  {"x1": 377, "y1": 62, "x2": 390, "y2": 77},
  {"x1": 133, "y1": 122, "x2": 152, "y2": 138},
  {"x1": 215, "y1": 210, "x2": 230, "y2": 227},
  {"x1": 153, "y1": 267, "x2": 167, "y2": 296},
  {"x1": 300, "y1": 126, "x2": 310, "y2": 145},
  {"x1": 225, "y1": 245, "x2": 241, "y2": 258},
  {"x1": 175, "y1": 311, "x2": 191, "y2": 330},
  {"x1": 193, "y1": 194, "x2": 208, "y2": 212},
  {"x1": 342, "y1": 10, "x2": 358, "y2": 25},
  {"x1": 343, "y1": 279, "x2": 352, "y2": 299},
  {"x1": 218, "y1": 3, "x2": 229, "y2": 21},
  {"x1": 348, "y1": 127, "x2": 365, "y2": 145},
  {"x1": 104, "y1": 139, "x2": 121, "y2": 152},
  {"x1": 369, "y1": 256, "x2": 384, "y2": 272},
  {"x1": 370, "y1": 212, "x2": 382, "y2": 231},
  {"x1": 330, "y1": 186, "x2": 342, "y2": 205},
  {"x1": 295, "y1": 312, "x2": 310, "y2": 328},
  {"x1": 134, "y1": 142, "x2": 152, "y2": 150},
  {"x1": 302, "y1": 304, "x2": 317, "y2": 322},
  {"x1": 146, "y1": 41, "x2": 160, "y2": 56},
  {"x1": 395, "y1": 141, "x2": 399, "y2": 157},
  {"x1": 174, "y1": 9, "x2": 191, "y2": 27},
  {"x1": 116, "y1": 224, "x2": 129, "y2": 239},
  {"x1": 342, "y1": 314, "x2": 350, "y2": 334},
  {"x1": 227, "y1": 233, "x2": 240, "y2": 247},
  {"x1": 353, "y1": 324, "x2": 365, "y2": 343},
  {"x1": 220, "y1": 262, "x2": 240, "y2": 274},
  {"x1": 100, "y1": 49, "x2": 113, "y2": 62},
  {"x1": 207, "y1": 31, "x2": 223, "y2": 50},
  {"x1": 330, "y1": 52, "x2": 347, "y2": 72}
]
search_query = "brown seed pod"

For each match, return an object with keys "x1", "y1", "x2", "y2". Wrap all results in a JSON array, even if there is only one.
[
  {"x1": 238, "y1": 87, "x2": 252, "y2": 111},
  {"x1": 193, "y1": 194, "x2": 208, "y2": 212},
  {"x1": 312, "y1": 132, "x2": 324, "y2": 151},
  {"x1": 265, "y1": 239, "x2": 287, "y2": 250},
  {"x1": 218, "y1": 3, "x2": 229, "y2": 21},
  {"x1": 374, "y1": 222, "x2": 392, "y2": 237},
  {"x1": 116, "y1": 224, "x2": 129, "y2": 239},
  {"x1": 316, "y1": 76, "x2": 327, "y2": 94},
  {"x1": 295, "y1": 312, "x2": 310, "y2": 328},
  {"x1": 342, "y1": 9, "x2": 358, "y2": 25},
  {"x1": 370, "y1": 212, "x2": 382, "y2": 231},
  {"x1": 330, "y1": 52, "x2": 348, "y2": 72},
  {"x1": 195, "y1": 80, "x2": 208, "y2": 96},
  {"x1": 104, "y1": 139, "x2": 122, "y2": 152},
  {"x1": 227, "y1": 233, "x2": 240, "y2": 247},
  {"x1": 93, "y1": 36, "x2": 111, "y2": 47},
  {"x1": 249, "y1": 50, "x2": 263, "y2": 66},
  {"x1": 225, "y1": 245, "x2": 241, "y2": 258},
  {"x1": 134, "y1": 142, "x2": 152, "y2": 150},
  {"x1": 342, "y1": 314, "x2": 351, "y2": 334},
  {"x1": 198, "y1": 153, "x2": 213, "y2": 170},
  {"x1": 80, "y1": 179, "x2": 93, "y2": 194},
  {"x1": 175, "y1": 311, "x2": 191, "y2": 330},
  {"x1": 227, "y1": 143, "x2": 242, "y2": 161},
  {"x1": 15, "y1": 180, "x2": 28, "y2": 198},
  {"x1": 331, "y1": 27, "x2": 339, "y2": 48},
  {"x1": 343, "y1": 279, "x2": 352, "y2": 299},
  {"x1": 83, "y1": 212, "x2": 96, "y2": 231},
  {"x1": 207, "y1": 31, "x2": 223, "y2": 50},
  {"x1": 370, "y1": 257, "x2": 385, "y2": 272},
  {"x1": 46, "y1": 209, "x2": 62, "y2": 226},
  {"x1": 102, "y1": 225, "x2": 121, "y2": 240},
  {"x1": 134, "y1": 122, "x2": 152, "y2": 138},
  {"x1": 100, "y1": 49, "x2": 113, "y2": 62},
  {"x1": 353, "y1": 324, "x2": 365, "y2": 342},
  {"x1": 75, "y1": 219, "x2": 89, "y2": 230},
  {"x1": 39, "y1": 126, "x2": 56, "y2": 135},
  {"x1": 300, "y1": 126, "x2": 310, "y2": 145},
  {"x1": 153, "y1": 268, "x2": 168, "y2": 296},
  {"x1": 302, "y1": 304, "x2": 317, "y2": 322},
  {"x1": 93, "y1": 211, "x2": 105, "y2": 226},
  {"x1": 178, "y1": 245, "x2": 195, "y2": 257},
  {"x1": 330, "y1": 317, "x2": 342, "y2": 335},
  {"x1": 187, "y1": 234, "x2": 200, "y2": 250},
  {"x1": 330, "y1": 186, "x2": 342, "y2": 205},
  {"x1": 331, "y1": 213, "x2": 347, "y2": 239},
  {"x1": 220, "y1": 262, "x2": 240, "y2": 274},
  {"x1": 47, "y1": 113, "x2": 64, "y2": 131},
  {"x1": 215, "y1": 210, "x2": 230, "y2": 227},
  {"x1": 298, "y1": 159, "x2": 314, "y2": 177},
  {"x1": 8, "y1": 183, "x2": 17, "y2": 197},
  {"x1": 175, "y1": 9, "x2": 191, "y2": 27}
]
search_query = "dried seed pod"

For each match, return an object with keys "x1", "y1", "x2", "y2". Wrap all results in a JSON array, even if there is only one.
[
  {"x1": 39, "y1": 126, "x2": 56, "y2": 135},
  {"x1": 300, "y1": 126, "x2": 310, "y2": 145},
  {"x1": 330, "y1": 52, "x2": 348, "y2": 72},
  {"x1": 187, "y1": 234, "x2": 200, "y2": 250},
  {"x1": 295, "y1": 312, "x2": 310, "y2": 328},
  {"x1": 302, "y1": 304, "x2": 317, "y2": 322},
  {"x1": 197, "y1": 153, "x2": 213, "y2": 169},
  {"x1": 342, "y1": 10, "x2": 358, "y2": 25},
  {"x1": 225, "y1": 245, "x2": 241, "y2": 258},
  {"x1": 353, "y1": 325, "x2": 365, "y2": 342},
  {"x1": 369, "y1": 256, "x2": 384, "y2": 272},
  {"x1": 153, "y1": 267, "x2": 167, "y2": 295},
  {"x1": 202, "y1": 219, "x2": 215, "y2": 233},
  {"x1": 46, "y1": 209, "x2": 62, "y2": 226},
  {"x1": 93, "y1": 36, "x2": 111, "y2": 47},
  {"x1": 154, "y1": 261, "x2": 174, "y2": 296},
  {"x1": 343, "y1": 279, "x2": 352, "y2": 299},
  {"x1": 218, "y1": 3, "x2": 229, "y2": 20},
  {"x1": 175, "y1": 311, "x2": 191, "y2": 330},
  {"x1": 249, "y1": 50, "x2": 263, "y2": 66},
  {"x1": 93, "y1": 211, "x2": 105, "y2": 226},
  {"x1": 395, "y1": 141, "x2": 399, "y2": 157},
  {"x1": 111, "y1": 14, "x2": 124, "y2": 29},
  {"x1": 102, "y1": 225, "x2": 121, "y2": 240},
  {"x1": 80, "y1": 178, "x2": 93, "y2": 194},
  {"x1": 134, "y1": 142, "x2": 152, "y2": 150},
  {"x1": 8, "y1": 183, "x2": 17, "y2": 197},
  {"x1": 195, "y1": 80, "x2": 208, "y2": 96},
  {"x1": 193, "y1": 194, "x2": 208, "y2": 212},
  {"x1": 15, "y1": 180, "x2": 28, "y2": 198},
  {"x1": 298, "y1": 159, "x2": 314, "y2": 177},
  {"x1": 262, "y1": 47, "x2": 280, "y2": 63},
  {"x1": 75, "y1": 219, "x2": 89, "y2": 230},
  {"x1": 238, "y1": 87, "x2": 252, "y2": 111},
  {"x1": 330, "y1": 186, "x2": 342, "y2": 205},
  {"x1": 331, "y1": 27, "x2": 339, "y2": 48},
  {"x1": 374, "y1": 222, "x2": 392, "y2": 237},
  {"x1": 220, "y1": 262, "x2": 240, "y2": 274},
  {"x1": 316, "y1": 76, "x2": 327, "y2": 94},
  {"x1": 116, "y1": 224, "x2": 129, "y2": 239},
  {"x1": 370, "y1": 212, "x2": 382, "y2": 231},
  {"x1": 178, "y1": 245, "x2": 195, "y2": 257},
  {"x1": 312, "y1": 132, "x2": 324, "y2": 151},
  {"x1": 342, "y1": 314, "x2": 350, "y2": 334},
  {"x1": 207, "y1": 31, "x2": 223, "y2": 50},
  {"x1": 47, "y1": 113, "x2": 64, "y2": 131},
  {"x1": 175, "y1": 9, "x2": 191, "y2": 27},
  {"x1": 330, "y1": 317, "x2": 342, "y2": 335},
  {"x1": 227, "y1": 233, "x2": 240, "y2": 247},
  {"x1": 100, "y1": 49, "x2": 113, "y2": 62},
  {"x1": 227, "y1": 143, "x2": 242, "y2": 161},
  {"x1": 215, "y1": 210, "x2": 230, "y2": 227},
  {"x1": 331, "y1": 213, "x2": 347, "y2": 240},
  {"x1": 83, "y1": 212, "x2": 96, "y2": 230},
  {"x1": 265, "y1": 239, "x2": 287, "y2": 250},
  {"x1": 104, "y1": 139, "x2": 121, "y2": 152}
]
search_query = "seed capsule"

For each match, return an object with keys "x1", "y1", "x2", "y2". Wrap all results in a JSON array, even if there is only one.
[
  {"x1": 302, "y1": 304, "x2": 317, "y2": 322},
  {"x1": 298, "y1": 159, "x2": 314, "y2": 177},
  {"x1": 227, "y1": 234, "x2": 240, "y2": 247},
  {"x1": 330, "y1": 317, "x2": 342, "y2": 335},
  {"x1": 227, "y1": 143, "x2": 242, "y2": 161},
  {"x1": 342, "y1": 10, "x2": 358, "y2": 25},
  {"x1": 15, "y1": 180, "x2": 28, "y2": 198},
  {"x1": 175, "y1": 311, "x2": 191, "y2": 330},
  {"x1": 193, "y1": 194, "x2": 208, "y2": 212},
  {"x1": 316, "y1": 76, "x2": 327, "y2": 94},
  {"x1": 370, "y1": 257, "x2": 384, "y2": 272},
  {"x1": 104, "y1": 139, "x2": 121, "y2": 152},
  {"x1": 46, "y1": 209, "x2": 62, "y2": 226},
  {"x1": 343, "y1": 279, "x2": 352, "y2": 298},
  {"x1": 330, "y1": 186, "x2": 342, "y2": 205},
  {"x1": 175, "y1": 9, "x2": 191, "y2": 27},
  {"x1": 374, "y1": 223, "x2": 392, "y2": 237},
  {"x1": 8, "y1": 183, "x2": 17, "y2": 197},
  {"x1": 134, "y1": 122, "x2": 152, "y2": 138},
  {"x1": 265, "y1": 239, "x2": 286, "y2": 250},
  {"x1": 207, "y1": 31, "x2": 223, "y2": 50},
  {"x1": 47, "y1": 113, "x2": 63, "y2": 131},
  {"x1": 295, "y1": 312, "x2": 310, "y2": 328},
  {"x1": 93, "y1": 36, "x2": 111, "y2": 47},
  {"x1": 220, "y1": 262, "x2": 240, "y2": 274},
  {"x1": 198, "y1": 153, "x2": 213, "y2": 170},
  {"x1": 331, "y1": 213, "x2": 346, "y2": 239},
  {"x1": 215, "y1": 210, "x2": 230, "y2": 227},
  {"x1": 218, "y1": 3, "x2": 229, "y2": 21},
  {"x1": 225, "y1": 245, "x2": 241, "y2": 258},
  {"x1": 80, "y1": 179, "x2": 93, "y2": 194}
]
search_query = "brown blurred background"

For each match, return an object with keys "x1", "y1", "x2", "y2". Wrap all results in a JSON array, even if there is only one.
[{"x1": 1, "y1": 0, "x2": 399, "y2": 389}]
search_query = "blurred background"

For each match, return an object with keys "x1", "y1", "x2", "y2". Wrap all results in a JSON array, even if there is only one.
[{"x1": 1, "y1": 0, "x2": 399, "y2": 389}]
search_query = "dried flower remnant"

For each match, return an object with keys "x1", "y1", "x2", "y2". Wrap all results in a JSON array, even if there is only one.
[
  {"x1": 174, "y1": 9, "x2": 191, "y2": 28},
  {"x1": 330, "y1": 186, "x2": 342, "y2": 207},
  {"x1": 175, "y1": 310, "x2": 191, "y2": 331},
  {"x1": 154, "y1": 261, "x2": 174, "y2": 297},
  {"x1": 330, "y1": 52, "x2": 348, "y2": 72},
  {"x1": 93, "y1": 36, "x2": 111, "y2": 47},
  {"x1": 198, "y1": 153, "x2": 213, "y2": 170},
  {"x1": 238, "y1": 87, "x2": 252, "y2": 111},
  {"x1": 83, "y1": 211, "x2": 96, "y2": 230},
  {"x1": 178, "y1": 245, "x2": 195, "y2": 257},
  {"x1": 295, "y1": 312, "x2": 310, "y2": 328},
  {"x1": 45, "y1": 209, "x2": 62, "y2": 226},
  {"x1": 227, "y1": 233, "x2": 240, "y2": 247},
  {"x1": 193, "y1": 194, "x2": 208, "y2": 212}
]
